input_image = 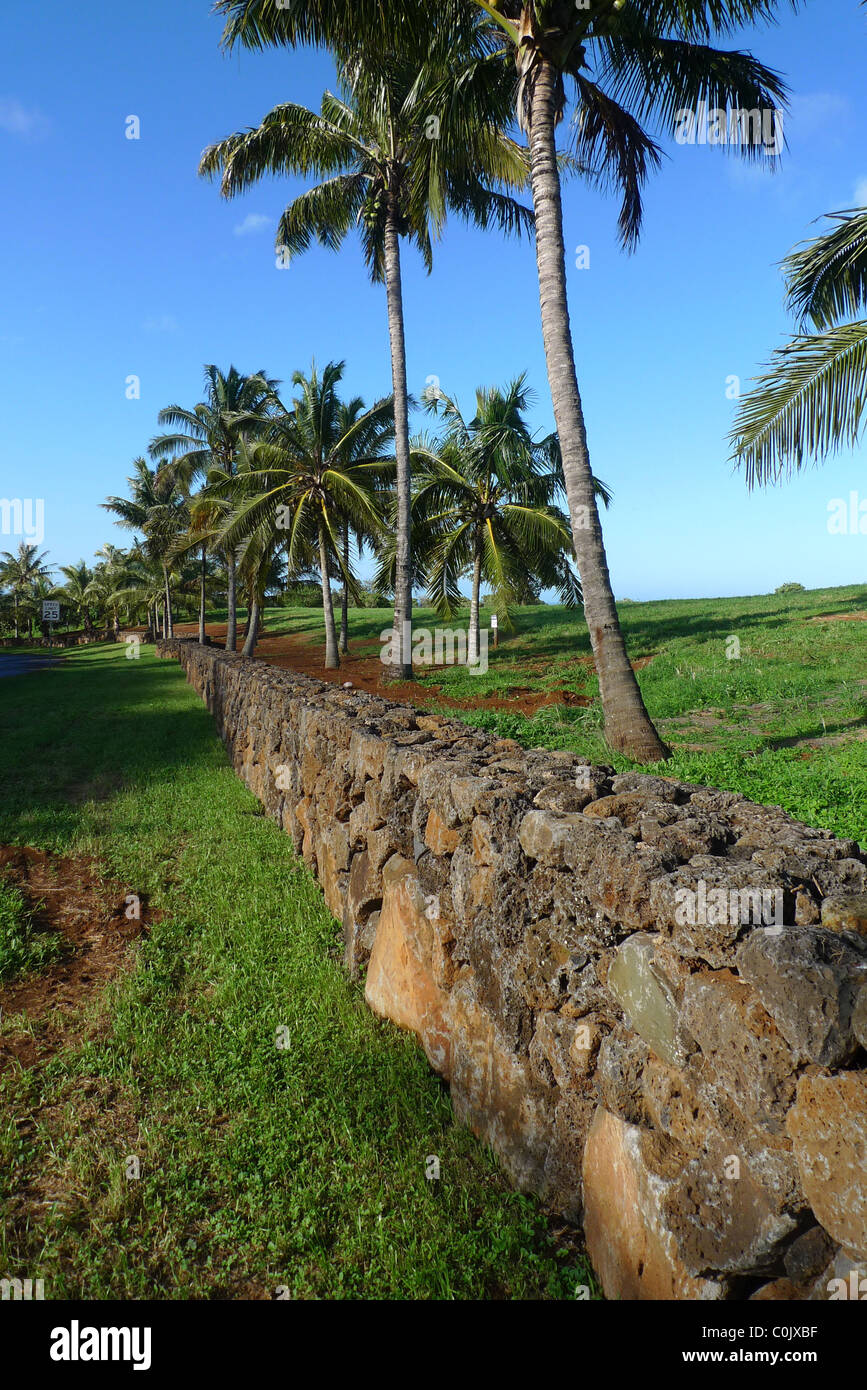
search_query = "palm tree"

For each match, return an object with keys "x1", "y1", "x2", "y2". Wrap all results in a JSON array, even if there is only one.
[
  {"x1": 213, "y1": 361, "x2": 394, "y2": 667},
  {"x1": 732, "y1": 205, "x2": 867, "y2": 483},
  {"x1": 201, "y1": 18, "x2": 531, "y2": 679},
  {"x1": 458, "y1": 0, "x2": 796, "y2": 760},
  {"x1": 57, "y1": 561, "x2": 96, "y2": 635},
  {"x1": 104, "y1": 459, "x2": 188, "y2": 639},
  {"x1": 89, "y1": 543, "x2": 132, "y2": 637},
  {"x1": 407, "y1": 375, "x2": 611, "y2": 662},
  {"x1": 149, "y1": 366, "x2": 279, "y2": 650},
  {"x1": 0, "y1": 543, "x2": 51, "y2": 640},
  {"x1": 111, "y1": 544, "x2": 170, "y2": 638},
  {"x1": 213, "y1": 0, "x2": 792, "y2": 754}
]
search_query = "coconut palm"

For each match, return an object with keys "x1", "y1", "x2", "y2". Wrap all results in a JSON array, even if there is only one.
[
  {"x1": 111, "y1": 545, "x2": 170, "y2": 638},
  {"x1": 213, "y1": 0, "x2": 793, "y2": 755},
  {"x1": 0, "y1": 542, "x2": 52, "y2": 639},
  {"x1": 404, "y1": 375, "x2": 611, "y2": 662},
  {"x1": 732, "y1": 205, "x2": 867, "y2": 483},
  {"x1": 88, "y1": 544, "x2": 133, "y2": 636},
  {"x1": 458, "y1": 0, "x2": 796, "y2": 759},
  {"x1": 57, "y1": 561, "x2": 96, "y2": 635},
  {"x1": 201, "y1": 19, "x2": 531, "y2": 679},
  {"x1": 212, "y1": 361, "x2": 394, "y2": 667},
  {"x1": 149, "y1": 366, "x2": 279, "y2": 650},
  {"x1": 104, "y1": 459, "x2": 188, "y2": 639}
]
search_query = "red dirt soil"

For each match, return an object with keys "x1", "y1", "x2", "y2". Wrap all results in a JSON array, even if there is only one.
[
  {"x1": 0, "y1": 846, "x2": 150, "y2": 1071},
  {"x1": 172, "y1": 622, "x2": 598, "y2": 715}
]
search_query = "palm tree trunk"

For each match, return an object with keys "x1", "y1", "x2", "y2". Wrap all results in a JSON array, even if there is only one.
[
  {"x1": 468, "y1": 537, "x2": 482, "y2": 666},
  {"x1": 162, "y1": 564, "x2": 174, "y2": 640},
  {"x1": 226, "y1": 550, "x2": 238, "y2": 652},
  {"x1": 528, "y1": 61, "x2": 669, "y2": 763},
  {"x1": 318, "y1": 520, "x2": 340, "y2": 670},
  {"x1": 242, "y1": 594, "x2": 260, "y2": 658},
  {"x1": 199, "y1": 545, "x2": 207, "y2": 645},
  {"x1": 383, "y1": 208, "x2": 413, "y2": 680},
  {"x1": 339, "y1": 520, "x2": 350, "y2": 654}
]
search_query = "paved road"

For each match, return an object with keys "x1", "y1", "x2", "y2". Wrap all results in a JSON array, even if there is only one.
[{"x1": 0, "y1": 654, "x2": 63, "y2": 679}]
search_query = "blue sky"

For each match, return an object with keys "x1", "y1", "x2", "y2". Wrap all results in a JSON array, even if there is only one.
[{"x1": 1, "y1": 0, "x2": 865, "y2": 601}]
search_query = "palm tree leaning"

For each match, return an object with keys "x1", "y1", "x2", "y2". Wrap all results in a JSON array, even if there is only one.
[
  {"x1": 732, "y1": 205, "x2": 867, "y2": 484},
  {"x1": 202, "y1": 16, "x2": 531, "y2": 679},
  {"x1": 410, "y1": 375, "x2": 611, "y2": 662},
  {"x1": 467, "y1": 0, "x2": 798, "y2": 761},
  {"x1": 212, "y1": 360, "x2": 394, "y2": 668},
  {"x1": 149, "y1": 366, "x2": 279, "y2": 650}
]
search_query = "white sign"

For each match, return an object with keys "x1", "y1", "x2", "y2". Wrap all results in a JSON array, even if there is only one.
[
  {"x1": 42, "y1": 600, "x2": 60, "y2": 623},
  {"x1": 490, "y1": 614, "x2": 498, "y2": 628}
]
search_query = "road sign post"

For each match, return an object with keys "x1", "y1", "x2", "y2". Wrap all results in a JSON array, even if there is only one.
[
  {"x1": 42, "y1": 600, "x2": 60, "y2": 643},
  {"x1": 490, "y1": 613, "x2": 498, "y2": 649}
]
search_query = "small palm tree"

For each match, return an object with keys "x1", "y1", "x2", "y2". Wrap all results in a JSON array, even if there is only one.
[
  {"x1": 732, "y1": 205, "x2": 867, "y2": 483},
  {"x1": 150, "y1": 365, "x2": 279, "y2": 649},
  {"x1": 57, "y1": 561, "x2": 96, "y2": 634},
  {"x1": 200, "y1": 19, "x2": 531, "y2": 678},
  {"x1": 213, "y1": 361, "x2": 394, "y2": 667},
  {"x1": 407, "y1": 375, "x2": 611, "y2": 662}
]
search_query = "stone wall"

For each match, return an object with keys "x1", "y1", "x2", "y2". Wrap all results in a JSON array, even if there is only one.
[{"x1": 157, "y1": 639, "x2": 867, "y2": 1300}]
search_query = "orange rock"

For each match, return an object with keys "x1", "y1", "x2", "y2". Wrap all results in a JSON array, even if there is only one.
[
  {"x1": 424, "y1": 808, "x2": 461, "y2": 856},
  {"x1": 365, "y1": 860, "x2": 451, "y2": 1079},
  {"x1": 582, "y1": 1107, "x2": 728, "y2": 1300},
  {"x1": 786, "y1": 1072, "x2": 867, "y2": 1259}
]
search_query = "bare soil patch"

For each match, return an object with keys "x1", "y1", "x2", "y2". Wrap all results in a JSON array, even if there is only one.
[
  {"x1": 0, "y1": 846, "x2": 150, "y2": 1071},
  {"x1": 809, "y1": 611, "x2": 867, "y2": 624},
  {"x1": 173, "y1": 622, "x2": 601, "y2": 714}
]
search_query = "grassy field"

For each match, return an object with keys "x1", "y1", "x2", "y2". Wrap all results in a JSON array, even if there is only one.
[
  {"x1": 250, "y1": 583, "x2": 866, "y2": 847},
  {"x1": 0, "y1": 585, "x2": 862, "y2": 1301},
  {"x1": 0, "y1": 644, "x2": 592, "y2": 1299}
]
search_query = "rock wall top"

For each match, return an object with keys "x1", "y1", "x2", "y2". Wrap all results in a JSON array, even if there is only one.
[{"x1": 157, "y1": 639, "x2": 867, "y2": 1301}]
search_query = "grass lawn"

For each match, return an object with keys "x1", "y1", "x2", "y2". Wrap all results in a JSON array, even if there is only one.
[
  {"x1": 0, "y1": 644, "x2": 592, "y2": 1299},
  {"x1": 246, "y1": 584, "x2": 866, "y2": 847}
]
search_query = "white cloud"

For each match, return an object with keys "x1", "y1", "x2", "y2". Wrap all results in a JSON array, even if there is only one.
[
  {"x1": 143, "y1": 314, "x2": 179, "y2": 333},
  {"x1": 0, "y1": 97, "x2": 50, "y2": 139},
  {"x1": 233, "y1": 213, "x2": 272, "y2": 237}
]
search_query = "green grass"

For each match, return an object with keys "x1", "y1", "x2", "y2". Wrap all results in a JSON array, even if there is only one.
[
  {"x1": 0, "y1": 644, "x2": 593, "y2": 1300},
  {"x1": 0, "y1": 877, "x2": 64, "y2": 985},
  {"x1": 244, "y1": 585, "x2": 866, "y2": 847}
]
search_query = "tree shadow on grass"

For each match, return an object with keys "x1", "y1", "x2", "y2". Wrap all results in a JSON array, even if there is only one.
[{"x1": 0, "y1": 652, "x2": 232, "y2": 845}]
